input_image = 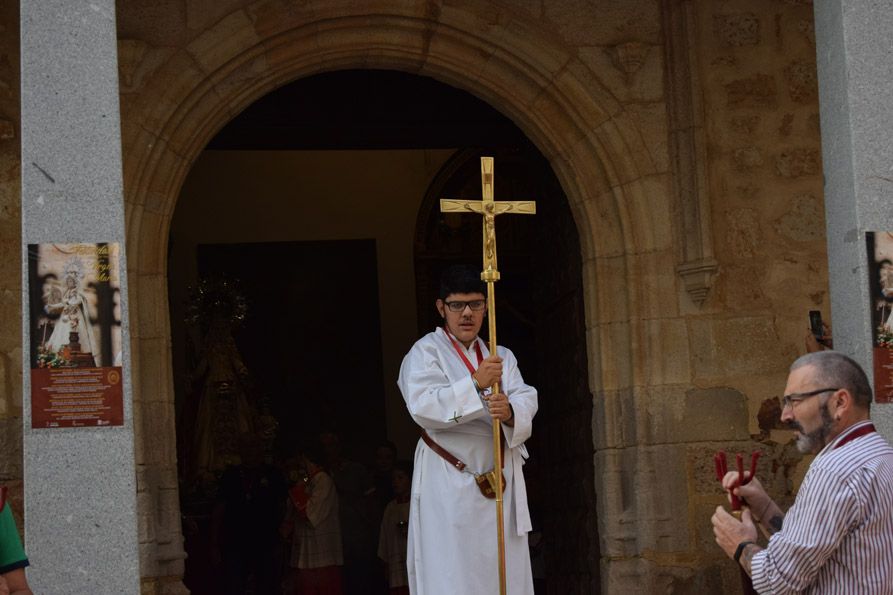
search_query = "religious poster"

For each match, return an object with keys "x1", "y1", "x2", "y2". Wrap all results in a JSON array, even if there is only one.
[
  {"x1": 867, "y1": 232, "x2": 893, "y2": 404},
  {"x1": 27, "y1": 243, "x2": 124, "y2": 428}
]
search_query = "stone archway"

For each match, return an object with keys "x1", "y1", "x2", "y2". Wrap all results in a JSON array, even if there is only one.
[{"x1": 119, "y1": 3, "x2": 673, "y2": 590}]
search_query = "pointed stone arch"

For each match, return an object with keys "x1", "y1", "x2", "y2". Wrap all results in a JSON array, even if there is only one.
[{"x1": 120, "y1": 3, "x2": 675, "y2": 589}]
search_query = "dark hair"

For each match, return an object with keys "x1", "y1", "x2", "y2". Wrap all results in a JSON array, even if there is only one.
[
  {"x1": 300, "y1": 439, "x2": 327, "y2": 468},
  {"x1": 790, "y1": 351, "x2": 873, "y2": 410},
  {"x1": 439, "y1": 265, "x2": 485, "y2": 300},
  {"x1": 393, "y1": 459, "x2": 414, "y2": 478}
]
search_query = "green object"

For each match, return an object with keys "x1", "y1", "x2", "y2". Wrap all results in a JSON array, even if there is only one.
[{"x1": 0, "y1": 504, "x2": 28, "y2": 574}]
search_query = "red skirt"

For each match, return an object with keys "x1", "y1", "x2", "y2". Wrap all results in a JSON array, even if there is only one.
[{"x1": 297, "y1": 565, "x2": 343, "y2": 595}]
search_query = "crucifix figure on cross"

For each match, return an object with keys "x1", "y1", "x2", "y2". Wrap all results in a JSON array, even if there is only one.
[
  {"x1": 439, "y1": 156, "x2": 536, "y2": 595},
  {"x1": 440, "y1": 157, "x2": 536, "y2": 283}
]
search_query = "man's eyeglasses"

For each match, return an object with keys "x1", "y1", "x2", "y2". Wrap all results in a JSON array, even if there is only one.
[
  {"x1": 781, "y1": 387, "x2": 840, "y2": 409},
  {"x1": 444, "y1": 299, "x2": 487, "y2": 312}
]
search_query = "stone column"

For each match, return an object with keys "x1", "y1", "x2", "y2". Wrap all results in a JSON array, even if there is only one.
[
  {"x1": 814, "y1": 0, "x2": 893, "y2": 437},
  {"x1": 20, "y1": 1, "x2": 140, "y2": 591}
]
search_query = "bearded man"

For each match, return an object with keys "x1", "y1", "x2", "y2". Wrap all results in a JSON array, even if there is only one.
[{"x1": 711, "y1": 351, "x2": 893, "y2": 594}]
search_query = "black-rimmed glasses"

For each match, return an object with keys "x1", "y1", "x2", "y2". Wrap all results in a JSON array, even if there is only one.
[
  {"x1": 781, "y1": 387, "x2": 840, "y2": 409},
  {"x1": 444, "y1": 299, "x2": 486, "y2": 312}
]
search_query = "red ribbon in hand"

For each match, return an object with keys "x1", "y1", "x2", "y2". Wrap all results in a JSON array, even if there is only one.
[{"x1": 714, "y1": 450, "x2": 761, "y2": 510}]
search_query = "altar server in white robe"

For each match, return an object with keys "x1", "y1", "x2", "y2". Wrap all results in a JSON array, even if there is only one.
[{"x1": 397, "y1": 265, "x2": 538, "y2": 595}]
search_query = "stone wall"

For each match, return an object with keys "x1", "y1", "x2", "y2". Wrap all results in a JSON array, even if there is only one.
[
  {"x1": 0, "y1": 0, "x2": 831, "y2": 592},
  {"x1": 697, "y1": 0, "x2": 826, "y2": 414},
  {"x1": 678, "y1": 0, "x2": 826, "y2": 590},
  {"x1": 0, "y1": 0, "x2": 24, "y2": 533}
]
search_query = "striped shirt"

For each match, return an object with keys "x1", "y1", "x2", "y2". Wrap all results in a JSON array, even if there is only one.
[{"x1": 752, "y1": 420, "x2": 893, "y2": 594}]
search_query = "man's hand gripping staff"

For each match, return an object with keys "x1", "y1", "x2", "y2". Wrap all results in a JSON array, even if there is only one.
[{"x1": 474, "y1": 355, "x2": 515, "y2": 425}]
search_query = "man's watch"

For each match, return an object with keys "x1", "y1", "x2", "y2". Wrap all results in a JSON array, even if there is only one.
[{"x1": 734, "y1": 540, "x2": 755, "y2": 564}]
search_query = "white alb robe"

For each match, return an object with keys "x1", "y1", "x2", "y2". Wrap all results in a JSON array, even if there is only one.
[{"x1": 397, "y1": 328, "x2": 538, "y2": 595}]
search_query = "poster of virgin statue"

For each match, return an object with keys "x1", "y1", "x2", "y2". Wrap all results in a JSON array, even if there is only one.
[
  {"x1": 867, "y1": 231, "x2": 893, "y2": 403},
  {"x1": 27, "y1": 242, "x2": 124, "y2": 428}
]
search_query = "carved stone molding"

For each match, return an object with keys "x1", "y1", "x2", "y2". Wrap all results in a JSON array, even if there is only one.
[
  {"x1": 0, "y1": 118, "x2": 13, "y2": 140},
  {"x1": 608, "y1": 41, "x2": 650, "y2": 77},
  {"x1": 775, "y1": 147, "x2": 820, "y2": 178},
  {"x1": 676, "y1": 258, "x2": 719, "y2": 306},
  {"x1": 661, "y1": 0, "x2": 719, "y2": 307},
  {"x1": 784, "y1": 60, "x2": 818, "y2": 103},
  {"x1": 725, "y1": 74, "x2": 777, "y2": 108},
  {"x1": 713, "y1": 13, "x2": 761, "y2": 47},
  {"x1": 117, "y1": 39, "x2": 150, "y2": 92}
]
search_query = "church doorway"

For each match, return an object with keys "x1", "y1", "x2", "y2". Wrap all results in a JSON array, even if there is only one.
[{"x1": 166, "y1": 69, "x2": 598, "y2": 593}]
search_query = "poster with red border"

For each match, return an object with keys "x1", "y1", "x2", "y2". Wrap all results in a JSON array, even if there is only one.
[
  {"x1": 867, "y1": 232, "x2": 893, "y2": 404},
  {"x1": 28, "y1": 243, "x2": 124, "y2": 428}
]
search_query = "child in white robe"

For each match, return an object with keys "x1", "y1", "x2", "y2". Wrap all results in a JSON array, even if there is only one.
[{"x1": 377, "y1": 461, "x2": 412, "y2": 595}]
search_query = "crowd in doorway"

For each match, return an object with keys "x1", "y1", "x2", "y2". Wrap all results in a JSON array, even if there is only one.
[{"x1": 187, "y1": 431, "x2": 411, "y2": 595}]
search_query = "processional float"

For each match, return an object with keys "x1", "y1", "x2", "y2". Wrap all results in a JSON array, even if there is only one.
[{"x1": 440, "y1": 157, "x2": 536, "y2": 595}]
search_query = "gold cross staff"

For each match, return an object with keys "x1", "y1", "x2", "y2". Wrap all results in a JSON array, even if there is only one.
[
  {"x1": 440, "y1": 157, "x2": 536, "y2": 282},
  {"x1": 439, "y1": 156, "x2": 535, "y2": 595}
]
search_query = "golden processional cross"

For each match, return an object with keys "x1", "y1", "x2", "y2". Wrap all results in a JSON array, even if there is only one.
[{"x1": 440, "y1": 156, "x2": 535, "y2": 595}]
